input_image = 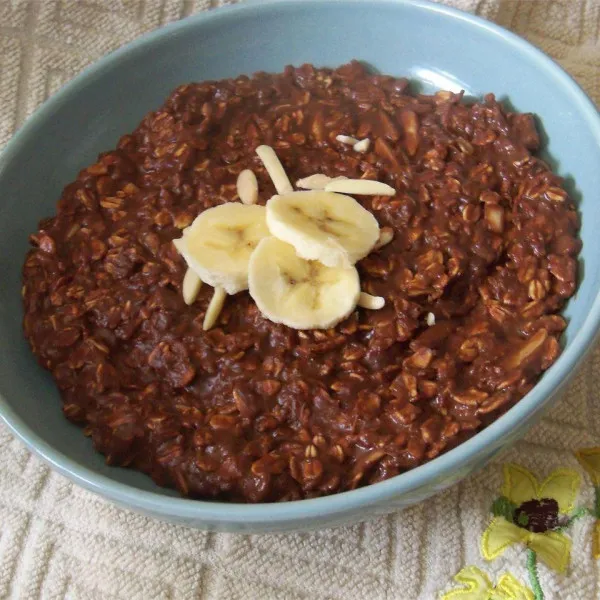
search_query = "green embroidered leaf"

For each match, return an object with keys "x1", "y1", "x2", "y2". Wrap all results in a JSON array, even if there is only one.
[
  {"x1": 516, "y1": 512, "x2": 529, "y2": 527},
  {"x1": 568, "y1": 506, "x2": 590, "y2": 523},
  {"x1": 555, "y1": 509, "x2": 589, "y2": 532},
  {"x1": 491, "y1": 496, "x2": 517, "y2": 521}
]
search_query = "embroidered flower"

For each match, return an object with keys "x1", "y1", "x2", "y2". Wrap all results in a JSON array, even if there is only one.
[
  {"x1": 575, "y1": 447, "x2": 600, "y2": 559},
  {"x1": 481, "y1": 464, "x2": 581, "y2": 573},
  {"x1": 441, "y1": 566, "x2": 533, "y2": 600},
  {"x1": 593, "y1": 522, "x2": 600, "y2": 561},
  {"x1": 575, "y1": 447, "x2": 600, "y2": 486}
]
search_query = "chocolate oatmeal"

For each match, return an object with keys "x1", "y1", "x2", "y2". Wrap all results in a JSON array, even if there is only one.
[{"x1": 22, "y1": 61, "x2": 580, "y2": 502}]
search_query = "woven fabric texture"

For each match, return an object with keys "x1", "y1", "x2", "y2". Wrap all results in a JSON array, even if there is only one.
[{"x1": 1, "y1": 1, "x2": 599, "y2": 598}]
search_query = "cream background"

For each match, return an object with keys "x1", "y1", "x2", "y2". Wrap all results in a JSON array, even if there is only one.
[{"x1": 1, "y1": 1, "x2": 599, "y2": 598}]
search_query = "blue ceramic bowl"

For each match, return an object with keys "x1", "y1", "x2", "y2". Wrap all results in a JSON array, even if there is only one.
[{"x1": 1, "y1": 0, "x2": 599, "y2": 533}]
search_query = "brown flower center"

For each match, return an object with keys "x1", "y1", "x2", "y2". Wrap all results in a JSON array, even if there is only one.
[{"x1": 513, "y1": 498, "x2": 559, "y2": 533}]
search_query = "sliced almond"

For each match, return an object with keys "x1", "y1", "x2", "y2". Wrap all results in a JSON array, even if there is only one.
[
  {"x1": 400, "y1": 109, "x2": 419, "y2": 156},
  {"x1": 203, "y1": 286, "x2": 227, "y2": 331},
  {"x1": 336, "y1": 134, "x2": 359, "y2": 145},
  {"x1": 373, "y1": 226, "x2": 394, "y2": 250},
  {"x1": 296, "y1": 174, "x2": 347, "y2": 190},
  {"x1": 358, "y1": 292, "x2": 385, "y2": 310},
  {"x1": 324, "y1": 178, "x2": 396, "y2": 197},
  {"x1": 237, "y1": 169, "x2": 259, "y2": 205},
  {"x1": 503, "y1": 328, "x2": 548, "y2": 370},
  {"x1": 256, "y1": 145, "x2": 293, "y2": 194},
  {"x1": 182, "y1": 268, "x2": 203, "y2": 305},
  {"x1": 353, "y1": 138, "x2": 371, "y2": 153},
  {"x1": 485, "y1": 204, "x2": 505, "y2": 233}
]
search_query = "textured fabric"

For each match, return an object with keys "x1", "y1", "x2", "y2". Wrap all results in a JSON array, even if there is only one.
[{"x1": 1, "y1": 1, "x2": 599, "y2": 598}]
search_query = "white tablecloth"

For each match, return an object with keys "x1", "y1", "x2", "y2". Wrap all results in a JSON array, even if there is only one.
[{"x1": 1, "y1": 1, "x2": 599, "y2": 598}]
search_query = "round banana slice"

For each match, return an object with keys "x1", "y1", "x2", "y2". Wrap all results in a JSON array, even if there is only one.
[
  {"x1": 266, "y1": 191, "x2": 380, "y2": 268},
  {"x1": 248, "y1": 237, "x2": 360, "y2": 330},
  {"x1": 173, "y1": 203, "x2": 269, "y2": 295}
]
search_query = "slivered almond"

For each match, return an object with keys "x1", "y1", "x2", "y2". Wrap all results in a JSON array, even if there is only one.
[
  {"x1": 400, "y1": 109, "x2": 419, "y2": 156},
  {"x1": 374, "y1": 138, "x2": 400, "y2": 168},
  {"x1": 182, "y1": 268, "x2": 202, "y2": 305},
  {"x1": 426, "y1": 312, "x2": 436, "y2": 326},
  {"x1": 237, "y1": 169, "x2": 259, "y2": 205},
  {"x1": 358, "y1": 292, "x2": 385, "y2": 310},
  {"x1": 203, "y1": 286, "x2": 227, "y2": 330},
  {"x1": 485, "y1": 204, "x2": 504, "y2": 233},
  {"x1": 373, "y1": 226, "x2": 394, "y2": 250},
  {"x1": 255, "y1": 145, "x2": 293, "y2": 194},
  {"x1": 503, "y1": 328, "x2": 548, "y2": 370},
  {"x1": 336, "y1": 134, "x2": 359, "y2": 145},
  {"x1": 324, "y1": 178, "x2": 396, "y2": 196},
  {"x1": 296, "y1": 174, "x2": 347, "y2": 190},
  {"x1": 353, "y1": 138, "x2": 371, "y2": 153},
  {"x1": 452, "y1": 388, "x2": 488, "y2": 406}
]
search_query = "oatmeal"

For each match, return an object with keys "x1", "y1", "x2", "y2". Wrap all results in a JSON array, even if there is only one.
[{"x1": 22, "y1": 61, "x2": 580, "y2": 502}]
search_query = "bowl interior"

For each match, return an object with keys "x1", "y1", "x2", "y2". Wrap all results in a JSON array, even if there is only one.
[{"x1": 1, "y1": 0, "x2": 600, "y2": 507}]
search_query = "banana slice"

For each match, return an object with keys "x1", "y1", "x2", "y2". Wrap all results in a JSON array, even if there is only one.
[
  {"x1": 173, "y1": 203, "x2": 269, "y2": 294},
  {"x1": 248, "y1": 237, "x2": 360, "y2": 330},
  {"x1": 266, "y1": 191, "x2": 380, "y2": 268}
]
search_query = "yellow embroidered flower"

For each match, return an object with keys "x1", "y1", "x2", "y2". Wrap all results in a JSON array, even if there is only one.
[
  {"x1": 481, "y1": 464, "x2": 581, "y2": 572},
  {"x1": 441, "y1": 566, "x2": 534, "y2": 600},
  {"x1": 575, "y1": 447, "x2": 600, "y2": 486},
  {"x1": 593, "y1": 521, "x2": 600, "y2": 560},
  {"x1": 575, "y1": 447, "x2": 600, "y2": 559}
]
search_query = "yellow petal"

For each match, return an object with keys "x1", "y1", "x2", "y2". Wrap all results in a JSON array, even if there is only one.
[
  {"x1": 490, "y1": 573, "x2": 534, "y2": 600},
  {"x1": 481, "y1": 517, "x2": 529, "y2": 561},
  {"x1": 441, "y1": 566, "x2": 492, "y2": 600},
  {"x1": 593, "y1": 520, "x2": 600, "y2": 560},
  {"x1": 528, "y1": 531, "x2": 571, "y2": 573},
  {"x1": 502, "y1": 464, "x2": 539, "y2": 506},
  {"x1": 538, "y1": 469, "x2": 581, "y2": 514},
  {"x1": 575, "y1": 447, "x2": 600, "y2": 486}
]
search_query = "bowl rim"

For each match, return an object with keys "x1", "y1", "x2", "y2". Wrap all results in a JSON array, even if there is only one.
[{"x1": 2, "y1": 0, "x2": 600, "y2": 526}]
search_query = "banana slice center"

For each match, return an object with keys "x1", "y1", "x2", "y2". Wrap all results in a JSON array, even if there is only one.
[
  {"x1": 279, "y1": 261, "x2": 339, "y2": 309},
  {"x1": 289, "y1": 203, "x2": 350, "y2": 237},
  {"x1": 204, "y1": 226, "x2": 260, "y2": 250},
  {"x1": 314, "y1": 210, "x2": 351, "y2": 237}
]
